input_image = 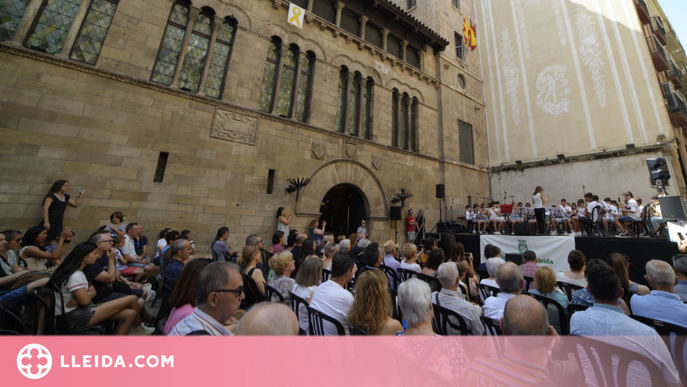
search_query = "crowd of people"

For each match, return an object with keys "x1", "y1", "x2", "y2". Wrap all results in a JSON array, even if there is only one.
[
  {"x1": 1, "y1": 180, "x2": 686, "y2": 384},
  {"x1": 464, "y1": 188, "x2": 664, "y2": 237}
]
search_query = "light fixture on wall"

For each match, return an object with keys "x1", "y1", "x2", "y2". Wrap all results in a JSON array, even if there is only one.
[
  {"x1": 515, "y1": 160, "x2": 523, "y2": 167},
  {"x1": 656, "y1": 134, "x2": 666, "y2": 143},
  {"x1": 391, "y1": 189, "x2": 413, "y2": 207},
  {"x1": 286, "y1": 177, "x2": 311, "y2": 202}
]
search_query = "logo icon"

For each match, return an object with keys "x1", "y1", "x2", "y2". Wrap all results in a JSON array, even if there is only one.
[
  {"x1": 17, "y1": 344, "x2": 52, "y2": 379},
  {"x1": 518, "y1": 240, "x2": 529, "y2": 254}
]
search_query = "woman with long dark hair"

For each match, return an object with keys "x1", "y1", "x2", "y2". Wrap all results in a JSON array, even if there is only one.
[
  {"x1": 348, "y1": 270, "x2": 402, "y2": 335},
  {"x1": 164, "y1": 258, "x2": 212, "y2": 334},
  {"x1": 49, "y1": 242, "x2": 151, "y2": 335},
  {"x1": 20, "y1": 226, "x2": 72, "y2": 271},
  {"x1": 40, "y1": 180, "x2": 84, "y2": 243},
  {"x1": 532, "y1": 186, "x2": 547, "y2": 235},
  {"x1": 211, "y1": 227, "x2": 232, "y2": 261}
]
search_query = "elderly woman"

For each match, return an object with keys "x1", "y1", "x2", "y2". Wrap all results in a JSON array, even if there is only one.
[
  {"x1": 395, "y1": 278, "x2": 435, "y2": 336},
  {"x1": 322, "y1": 242, "x2": 338, "y2": 270},
  {"x1": 528, "y1": 266, "x2": 568, "y2": 333},
  {"x1": 267, "y1": 251, "x2": 296, "y2": 303},
  {"x1": 348, "y1": 270, "x2": 402, "y2": 335},
  {"x1": 400, "y1": 243, "x2": 421, "y2": 273},
  {"x1": 556, "y1": 250, "x2": 587, "y2": 287}
]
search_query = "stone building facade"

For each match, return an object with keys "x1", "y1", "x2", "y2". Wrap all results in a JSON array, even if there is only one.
[
  {"x1": 0, "y1": 0, "x2": 488, "y2": 252},
  {"x1": 477, "y1": 0, "x2": 687, "y2": 205}
]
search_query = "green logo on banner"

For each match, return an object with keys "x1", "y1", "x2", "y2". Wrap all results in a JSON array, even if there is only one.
[{"x1": 518, "y1": 240, "x2": 528, "y2": 254}]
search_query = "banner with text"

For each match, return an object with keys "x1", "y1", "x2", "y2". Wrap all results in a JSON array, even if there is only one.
[{"x1": 479, "y1": 235, "x2": 575, "y2": 272}]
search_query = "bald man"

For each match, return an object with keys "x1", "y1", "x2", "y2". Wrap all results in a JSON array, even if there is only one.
[
  {"x1": 462, "y1": 295, "x2": 558, "y2": 385},
  {"x1": 483, "y1": 262, "x2": 524, "y2": 319},
  {"x1": 631, "y1": 259, "x2": 687, "y2": 328},
  {"x1": 235, "y1": 302, "x2": 299, "y2": 336}
]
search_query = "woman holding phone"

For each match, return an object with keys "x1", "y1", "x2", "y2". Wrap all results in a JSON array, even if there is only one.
[{"x1": 40, "y1": 180, "x2": 84, "y2": 244}]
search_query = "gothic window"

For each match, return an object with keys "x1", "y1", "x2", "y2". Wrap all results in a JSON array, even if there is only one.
[
  {"x1": 400, "y1": 93, "x2": 409, "y2": 149},
  {"x1": 348, "y1": 72, "x2": 361, "y2": 135},
  {"x1": 25, "y1": 0, "x2": 86, "y2": 54},
  {"x1": 392, "y1": 88, "x2": 399, "y2": 147},
  {"x1": 151, "y1": 2, "x2": 190, "y2": 85},
  {"x1": 258, "y1": 37, "x2": 280, "y2": 112},
  {"x1": 335, "y1": 66, "x2": 348, "y2": 133},
  {"x1": 70, "y1": 0, "x2": 119, "y2": 65},
  {"x1": 204, "y1": 18, "x2": 235, "y2": 98},
  {"x1": 361, "y1": 77, "x2": 373, "y2": 140},
  {"x1": 459, "y1": 120, "x2": 474, "y2": 165},
  {"x1": 276, "y1": 44, "x2": 297, "y2": 117},
  {"x1": 407, "y1": 46, "x2": 420, "y2": 69},
  {"x1": 0, "y1": 0, "x2": 31, "y2": 41},
  {"x1": 392, "y1": 90, "x2": 418, "y2": 151},
  {"x1": 410, "y1": 98, "x2": 418, "y2": 152},
  {"x1": 295, "y1": 52, "x2": 314, "y2": 122},
  {"x1": 178, "y1": 9, "x2": 212, "y2": 92}
]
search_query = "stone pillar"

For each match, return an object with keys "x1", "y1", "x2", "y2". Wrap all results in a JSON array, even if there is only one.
[
  {"x1": 381, "y1": 28, "x2": 389, "y2": 52},
  {"x1": 9, "y1": 0, "x2": 44, "y2": 47},
  {"x1": 270, "y1": 44, "x2": 289, "y2": 114},
  {"x1": 404, "y1": 96, "x2": 411, "y2": 150},
  {"x1": 170, "y1": 7, "x2": 201, "y2": 89},
  {"x1": 58, "y1": 0, "x2": 93, "y2": 58},
  {"x1": 395, "y1": 92, "x2": 402, "y2": 147},
  {"x1": 401, "y1": 40, "x2": 408, "y2": 62},
  {"x1": 359, "y1": 15, "x2": 367, "y2": 40},
  {"x1": 290, "y1": 51, "x2": 308, "y2": 119},
  {"x1": 344, "y1": 71, "x2": 354, "y2": 134},
  {"x1": 357, "y1": 77, "x2": 365, "y2": 137},
  {"x1": 307, "y1": 0, "x2": 314, "y2": 12},
  {"x1": 334, "y1": 2, "x2": 344, "y2": 27},
  {"x1": 197, "y1": 16, "x2": 224, "y2": 96}
]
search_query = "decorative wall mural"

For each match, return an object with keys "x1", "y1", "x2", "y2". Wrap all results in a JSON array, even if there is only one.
[
  {"x1": 501, "y1": 26, "x2": 521, "y2": 127},
  {"x1": 575, "y1": 4, "x2": 606, "y2": 108},
  {"x1": 514, "y1": 0, "x2": 540, "y2": 60},
  {"x1": 550, "y1": 0, "x2": 567, "y2": 47},
  {"x1": 536, "y1": 65, "x2": 572, "y2": 115}
]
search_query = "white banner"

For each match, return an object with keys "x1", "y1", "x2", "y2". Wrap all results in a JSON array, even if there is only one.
[
  {"x1": 287, "y1": 3, "x2": 305, "y2": 28},
  {"x1": 479, "y1": 235, "x2": 575, "y2": 272}
]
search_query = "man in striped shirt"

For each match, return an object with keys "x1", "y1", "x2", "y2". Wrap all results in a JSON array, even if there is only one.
[
  {"x1": 461, "y1": 295, "x2": 557, "y2": 386},
  {"x1": 169, "y1": 262, "x2": 244, "y2": 336}
]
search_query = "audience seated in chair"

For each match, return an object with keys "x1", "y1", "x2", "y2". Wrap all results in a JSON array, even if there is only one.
[
  {"x1": 433, "y1": 262, "x2": 483, "y2": 336},
  {"x1": 169, "y1": 262, "x2": 244, "y2": 336},
  {"x1": 164, "y1": 239, "x2": 192, "y2": 286},
  {"x1": 235, "y1": 302, "x2": 299, "y2": 336},
  {"x1": 461, "y1": 295, "x2": 565, "y2": 386},
  {"x1": 570, "y1": 264, "x2": 679, "y2": 387},
  {"x1": 348, "y1": 270, "x2": 402, "y2": 335},
  {"x1": 267, "y1": 251, "x2": 296, "y2": 303},
  {"x1": 519, "y1": 250, "x2": 540, "y2": 290},
  {"x1": 556, "y1": 250, "x2": 587, "y2": 287},
  {"x1": 483, "y1": 262, "x2": 524, "y2": 320},
  {"x1": 356, "y1": 242, "x2": 382, "y2": 279},
  {"x1": 49, "y1": 242, "x2": 152, "y2": 335},
  {"x1": 480, "y1": 257, "x2": 505, "y2": 289},
  {"x1": 164, "y1": 258, "x2": 212, "y2": 335},
  {"x1": 121, "y1": 223, "x2": 157, "y2": 282},
  {"x1": 309, "y1": 250, "x2": 356, "y2": 335},
  {"x1": 631, "y1": 259, "x2": 687, "y2": 328},
  {"x1": 395, "y1": 278, "x2": 436, "y2": 336},
  {"x1": 20, "y1": 226, "x2": 72, "y2": 271},
  {"x1": 400, "y1": 243, "x2": 421, "y2": 273},
  {"x1": 291, "y1": 257, "x2": 323, "y2": 332},
  {"x1": 87, "y1": 231, "x2": 155, "y2": 326},
  {"x1": 674, "y1": 254, "x2": 687, "y2": 302},
  {"x1": 528, "y1": 266, "x2": 568, "y2": 333}
]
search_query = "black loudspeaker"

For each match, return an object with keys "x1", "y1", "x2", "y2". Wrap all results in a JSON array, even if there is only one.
[
  {"x1": 646, "y1": 158, "x2": 670, "y2": 180},
  {"x1": 514, "y1": 223, "x2": 531, "y2": 236},
  {"x1": 505, "y1": 253, "x2": 523, "y2": 266},
  {"x1": 390, "y1": 206, "x2": 402, "y2": 221},
  {"x1": 436, "y1": 184, "x2": 445, "y2": 199}
]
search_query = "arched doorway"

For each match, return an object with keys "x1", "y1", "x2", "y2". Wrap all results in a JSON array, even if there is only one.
[{"x1": 320, "y1": 184, "x2": 367, "y2": 237}]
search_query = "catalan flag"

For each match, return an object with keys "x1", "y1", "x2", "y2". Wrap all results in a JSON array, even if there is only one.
[{"x1": 464, "y1": 16, "x2": 477, "y2": 51}]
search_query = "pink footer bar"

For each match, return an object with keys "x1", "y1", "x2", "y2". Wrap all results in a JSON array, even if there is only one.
[{"x1": 2, "y1": 336, "x2": 676, "y2": 386}]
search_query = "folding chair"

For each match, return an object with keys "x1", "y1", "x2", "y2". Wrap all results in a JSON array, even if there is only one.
[
  {"x1": 397, "y1": 268, "x2": 417, "y2": 283},
  {"x1": 264, "y1": 282, "x2": 285, "y2": 303},
  {"x1": 475, "y1": 283, "x2": 500, "y2": 304},
  {"x1": 556, "y1": 281, "x2": 583, "y2": 302},
  {"x1": 308, "y1": 307, "x2": 346, "y2": 336},
  {"x1": 379, "y1": 264, "x2": 400, "y2": 289},
  {"x1": 349, "y1": 324, "x2": 370, "y2": 335},
  {"x1": 431, "y1": 303, "x2": 469, "y2": 336},
  {"x1": 530, "y1": 293, "x2": 569, "y2": 335}
]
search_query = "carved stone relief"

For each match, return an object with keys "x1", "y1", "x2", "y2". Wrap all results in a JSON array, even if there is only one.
[
  {"x1": 211, "y1": 108, "x2": 259, "y2": 145},
  {"x1": 311, "y1": 142, "x2": 326, "y2": 160},
  {"x1": 371, "y1": 156, "x2": 382, "y2": 170},
  {"x1": 344, "y1": 139, "x2": 357, "y2": 159}
]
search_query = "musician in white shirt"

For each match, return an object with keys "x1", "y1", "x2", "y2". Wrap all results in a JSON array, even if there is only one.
[
  {"x1": 602, "y1": 198, "x2": 618, "y2": 234},
  {"x1": 552, "y1": 199, "x2": 573, "y2": 235},
  {"x1": 488, "y1": 201, "x2": 506, "y2": 235},
  {"x1": 571, "y1": 199, "x2": 588, "y2": 237},
  {"x1": 465, "y1": 205, "x2": 476, "y2": 234},
  {"x1": 532, "y1": 186, "x2": 547, "y2": 235},
  {"x1": 509, "y1": 202, "x2": 524, "y2": 235},
  {"x1": 615, "y1": 191, "x2": 639, "y2": 236}
]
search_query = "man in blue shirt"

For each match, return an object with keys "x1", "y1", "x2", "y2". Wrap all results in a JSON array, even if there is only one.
[
  {"x1": 570, "y1": 264, "x2": 679, "y2": 387},
  {"x1": 165, "y1": 239, "x2": 192, "y2": 286},
  {"x1": 673, "y1": 254, "x2": 687, "y2": 302},
  {"x1": 631, "y1": 259, "x2": 687, "y2": 328}
]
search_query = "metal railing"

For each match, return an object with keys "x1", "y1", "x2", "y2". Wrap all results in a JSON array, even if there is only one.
[
  {"x1": 651, "y1": 17, "x2": 667, "y2": 44},
  {"x1": 634, "y1": 0, "x2": 650, "y2": 24},
  {"x1": 646, "y1": 35, "x2": 667, "y2": 61}
]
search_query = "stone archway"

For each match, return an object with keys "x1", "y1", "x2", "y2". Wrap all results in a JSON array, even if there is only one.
[{"x1": 295, "y1": 159, "x2": 388, "y2": 220}]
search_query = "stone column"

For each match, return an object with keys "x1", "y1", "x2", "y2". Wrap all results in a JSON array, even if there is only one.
[
  {"x1": 381, "y1": 28, "x2": 389, "y2": 52},
  {"x1": 359, "y1": 15, "x2": 367, "y2": 40},
  {"x1": 400, "y1": 40, "x2": 408, "y2": 62},
  {"x1": 9, "y1": 0, "x2": 44, "y2": 47},
  {"x1": 334, "y1": 2, "x2": 344, "y2": 27},
  {"x1": 344, "y1": 71, "x2": 354, "y2": 133},
  {"x1": 357, "y1": 77, "x2": 365, "y2": 137},
  {"x1": 290, "y1": 51, "x2": 308, "y2": 119},
  {"x1": 307, "y1": 0, "x2": 314, "y2": 12},
  {"x1": 170, "y1": 7, "x2": 201, "y2": 89},
  {"x1": 395, "y1": 92, "x2": 402, "y2": 147},
  {"x1": 197, "y1": 16, "x2": 224, "y2": 96},
  {"x1": 58, "y1": 0, "x2": 93, "y2": 58},
  {"x1": 270, "y1": 44, "x2": 289, "y2": 114}
]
